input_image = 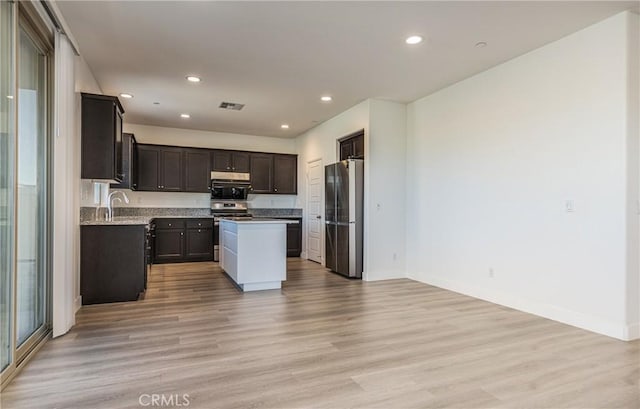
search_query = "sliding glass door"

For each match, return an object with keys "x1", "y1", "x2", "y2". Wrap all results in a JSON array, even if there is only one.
[
  {"x1": 16, "y1": 23, "x2": 48, "y2": 351},
  {"x1": 0, "y1": 0, "x2": 16, "y2": 374},
  {"x1": 1, "y1": 0, "x2": 52, "y2": 387}
]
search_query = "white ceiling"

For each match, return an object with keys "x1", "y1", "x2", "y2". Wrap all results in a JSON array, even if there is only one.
[{"x1": 58, "y1": 1, "x2": 638, "y2": 138}]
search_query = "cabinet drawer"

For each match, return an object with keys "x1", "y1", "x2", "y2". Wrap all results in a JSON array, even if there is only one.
[
  {"x1": 155, "y1": 219, "x2": 185, "y2": 230},
  {"x1": 186, "y1": 219, "x2": 213, "y2": 229}
]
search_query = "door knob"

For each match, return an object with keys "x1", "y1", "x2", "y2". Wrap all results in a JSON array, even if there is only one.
[{"x1": 316, "y1": 216, "x2": 321, "y2": 219}]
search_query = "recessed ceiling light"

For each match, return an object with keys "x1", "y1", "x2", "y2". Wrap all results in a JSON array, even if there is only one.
[
  {"x1": 281, "y1": 124, "x2": 290, "y2": 129},
  {"x1": 405, "y1": 35, "x2": 423, "y2": 45},
  {"x1": 120, "y1": 93, "x2": 133, "y2": 99},
  {"x1": 475, "y1": 41, "x2": 487, "y2": 48},
  {"x1": 180, "y1": 113, "x2": 191, "y2": 118},
  {"x1": 320, "y1": 96, "x2": 332, "y2": 102},
  {"x1": 186, "y1": 76, "x2": 201, "y2": 83}
]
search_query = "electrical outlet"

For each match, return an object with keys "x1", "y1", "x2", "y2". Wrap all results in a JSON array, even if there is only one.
[
  {"x1": 565, "y1": 200, "x2": 575, "y2": 212},
  {"x1": 393, "y1": 253, "x2": 397, "y2": 261},
  {"x1": 488, "y1": 268, "x2": 494, "y2": 278}
]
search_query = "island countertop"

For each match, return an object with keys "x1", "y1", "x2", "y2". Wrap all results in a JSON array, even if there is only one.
[{"x1": 220, "y1": 217, "x2": 298, "y2": 224}]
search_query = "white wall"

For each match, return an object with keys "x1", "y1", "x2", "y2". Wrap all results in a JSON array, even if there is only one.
[
  {"x1": 294, "y1": 99, "x2": 407, "y2": 281},
  {"x1": 366, "y1": 99, "x2": 407, "y2": 280},
  {"x1": 624, "y1": 11, "x2": 640, "y2": 339},
  {"x1": 295, "y1": 100, "x2": 370, "y2": 264},
  {"x1": 406, "y1": 12, "x2": 639, "y2": 340},
  {"x1": 98, "y1": 123, "x2": 298, "y2": 209}
]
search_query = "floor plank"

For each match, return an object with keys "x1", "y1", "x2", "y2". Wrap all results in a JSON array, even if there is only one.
[{"x1": 1, "y1": 259, "x2": 638, "y2": 408}]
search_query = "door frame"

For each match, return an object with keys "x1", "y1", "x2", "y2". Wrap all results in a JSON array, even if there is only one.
[{"x1": 305, "y1": 158, "x2": 323, "y2": 265}]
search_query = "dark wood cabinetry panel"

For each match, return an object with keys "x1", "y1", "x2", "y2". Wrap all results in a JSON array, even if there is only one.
[
  {"x1": 211, "y1": 150, "x2": 251, "y2": 172},
  {"x1": 286, "y1": 219, "x2": 302, "y2": 257},
  {"x1": 81, "y1": 225, "x2": 145, "y2": 305},
  {"x1": 136, "y1": 145, "x2": 160, "y2": 191},
  {"x1": 185, "y1": 228, "x2": 213, "y2": 260},
  {"x1": 135, "y1": 145, "x2": 184, "y2": 191},
  {"x1": 339, "y1": 130, "x2": 365, "y2": 161},
  {"x1": 231, "y1": 152, "x2": 250, "y2": 173},
  {"x1": 160, "y1": 147, "x2": 184, "y2": 191},
  {"x1": 111, "y1": 133, "x2": 136, "y2": 189},
  {"x1": 273, "y1": 154, "x2": 297, "y2": 194},
  {"x1": 211, "y1": 150, "x2": 233, "y2": 171},
  {"x1": 81, "y1": 93, "x2": 124, "y2": 181},
  {"x1": 153, "y1": 218, "x2": 213, "y2": 263},
  {"x1": 250, "y1": 153, "x2": 273, "y2": 193},
  {"x1": 154, "y1": 228, "x2": 184, "y2": 263},
  {"x1": 184, "y1": 149, "x2": 211, "y2": 192}
]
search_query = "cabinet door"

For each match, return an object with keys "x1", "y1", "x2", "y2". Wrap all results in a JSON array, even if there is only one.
[
  {"x1": 185, "y1": 228, "x2": 213, "y2": 260},
  {"x1": 111, "y1": 133, "x2": 135, "y2": 189},
  {"x1": 154, "y1": 229, "x2": 184, "y2": 263},
  {"x1": 286, "y1": 221, "x2": 302, "y2": 257},
  {"x1": 136, "y1": 145, "x2": 160, "y2": 191},
  {"x1": 160, "y1": 148, "x2": 184, "y2": 191},
  {"x1": 352, "y1": 134, "x2": 364, "y2": 158},
  {"x1": 81, "y1": 95, "x2": 117, "y2": 180},
  {"x1": 340, "y1": 141, "x2": 353, "y2": 161},
  {"x1": 184, "y1": 149, "x2": 210, "y2": 192},
  {"x1": 273, "y1": 154, "x2": 297, "y2": 194},
  {"x1": 114, "y1": 107, "x2": 123, "y2": 181},
  {"x1": 211, "y1": 150, "x2": 233, "y2": 171},
  {"x1": 250, "y1": 153, "x2": 273, "y2": 193},
  {"x1": 232, "y1": 152, "x2": 250, "y2": 172}
]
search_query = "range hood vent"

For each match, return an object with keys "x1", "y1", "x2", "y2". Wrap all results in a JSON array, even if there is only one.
[{"x1": 219, "y1": 102, "x2": 245, "y2": 111}]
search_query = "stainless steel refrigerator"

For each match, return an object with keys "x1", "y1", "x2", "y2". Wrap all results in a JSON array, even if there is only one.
[{"x1": 325, "y1": 159, "x2": 364, "y2": 278}]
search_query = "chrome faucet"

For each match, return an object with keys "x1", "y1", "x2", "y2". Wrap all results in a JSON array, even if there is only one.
[{"x1": 106, "y1": 191, "x2": 129, "y2": 221}]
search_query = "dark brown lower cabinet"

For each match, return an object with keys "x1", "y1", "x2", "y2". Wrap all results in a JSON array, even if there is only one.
[
  {"x1": 286, "y1": 219, "x2": 302, "y2": 257},
  {"x1": 154, "y1": 228, "x2": 185, "y2": 263},
  {"x1": 153, "y1": 218, "x2": 213, "y2": 263},
  {"x1": 81, "y1": 225, "x2": 146, "y2": 305}
]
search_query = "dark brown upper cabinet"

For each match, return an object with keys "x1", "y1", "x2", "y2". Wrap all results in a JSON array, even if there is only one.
[
  {"x1": 273, "y1": 154, "x2": 297, "y2": 194},
  {"x1": 110, "y1": 133, "x2": 136, "y2": 190},
  {"x1": 184, "y1": 148, "x2": 211, "y2": 193},
  {"x1": 250, "y1": 153, "x2": 273, "y2": 193},
  {"x1": 81, "y1": 93, "x2": 124, "y2": 181},
  {"x1": 339, "y1": 130, "x2": 365, "y2": 161},
  {"x1": 135, "y1": 144, "x2": 184, "y2": 191},
  {"x1": 136, "y1": 144, "x2": 160, "y2": 191},
  {"x1": 249, "y1": 153, "x2": 297, "y2": 194},
  {"x1": 211, "y1": 150, "x2": 250, "y2": 172}
]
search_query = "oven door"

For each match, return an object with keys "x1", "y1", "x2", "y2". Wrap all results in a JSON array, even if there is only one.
[{"x1": 211, "y1": 184, "x2": 249, "y2": 200}]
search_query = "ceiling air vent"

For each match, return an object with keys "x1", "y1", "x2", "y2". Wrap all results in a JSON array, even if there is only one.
[{"x1": 219, "y1": 102, "x2": 245, "y2": 111}]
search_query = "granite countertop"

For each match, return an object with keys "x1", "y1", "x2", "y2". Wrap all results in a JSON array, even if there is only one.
[
  {"x1": 79, "y1": 207, "x2": 302, "y2": 226},
  {"x1": 80, "y1": 215, "x2": 217, "y2": 226}
]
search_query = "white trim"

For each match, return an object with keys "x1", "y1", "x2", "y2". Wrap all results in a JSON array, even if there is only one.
[
  {"x1": 305, "y1": 158, "x2": 323, "y2": 264},
  {"x1": 409, "y1": 272, "x2": 637, "y2": 341},
  {"x1": 74, "y1": 296, "x2": 82, "y2": 312},
  {"x1": 364, "y1": 270, "x2": 406, "y2": 282}
]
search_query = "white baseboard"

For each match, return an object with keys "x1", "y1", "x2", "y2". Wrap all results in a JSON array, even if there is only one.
[
  {"x1": 409, "y1": 273, "x2": 637, "y2": 341},
  {"x1": 625, "y1": 322, "x2": 640, "y2": 340},
  {"x1": 364, "y1": 270, "x2": 406, "y2": 282},
  {"x1": 300, "y1": 251, "x2": 307, "y2": 259},
  {"x1": 74, "y1": 296, "x2": 82, "y2": 312}
]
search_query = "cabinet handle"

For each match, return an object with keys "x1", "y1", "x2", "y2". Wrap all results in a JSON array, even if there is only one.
[
  {"x1": 168, "y1": 223, "x2": 172, "y2": 227},
  {"x1": 180, "y1": 232, "x2": 184, "y2": 236},
  {"x1": 274, "y1": 188, "x2": 278, "y2": 192},
  {"x1": 198, "y1": 229, "x2": 201, "y2": 233},
  {"x1": 226, "y1": 166, "x2": 231, "y2": 170}
]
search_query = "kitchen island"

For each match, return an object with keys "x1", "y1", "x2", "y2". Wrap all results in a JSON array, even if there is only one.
[{"x1": 219, "y1": 218, "x2": 294, "y2": 291}]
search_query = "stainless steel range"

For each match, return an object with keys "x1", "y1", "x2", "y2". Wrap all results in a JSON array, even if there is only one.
[{"x1": 210, "y1": 201, "x2": 252, "y2": 262}]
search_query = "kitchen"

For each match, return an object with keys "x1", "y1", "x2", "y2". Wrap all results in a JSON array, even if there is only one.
[{"x1": 1, "y1": 2, "x2": 638, "y2": 407}]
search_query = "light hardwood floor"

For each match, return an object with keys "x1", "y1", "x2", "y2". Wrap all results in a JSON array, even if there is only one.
[{"x1": 2, "y1": 259, "x2": 638, "y2": 408}]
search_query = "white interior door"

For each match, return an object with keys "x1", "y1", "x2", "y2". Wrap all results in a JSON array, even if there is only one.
[{"x1": 306, "y1": 159, "x2": 323, "y2": 264}]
